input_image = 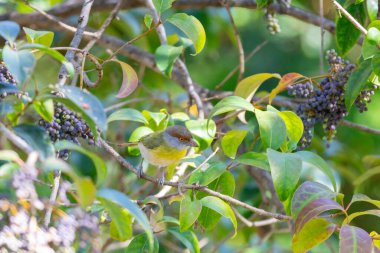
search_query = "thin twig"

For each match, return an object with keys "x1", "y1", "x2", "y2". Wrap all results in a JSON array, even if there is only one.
[
  {"x1": 215, "y1": 40, "x2": 268, "y2": 90},
  {"x1": 319, "y1": 0, "x2": 324, "y2": 74},
  {"x1": 233, "y1": 207, "x2": 279, "y2": 227},
  {"x1": 44, "y1": 170, "x2": 61, "y2": 227},
  {"x1": 223, "y1": 1, "x2": 245, "y2": 81},
  {"x1": 340, "y1": 120, "x2": 380, "y2": 135},
  {"x1": 332, "y1": 0, "x2": 367, "y2": 35},
  {"x1": 0, "y1": 123, "x2": 34, "y2": 153},
  {"x1": 58, "y1": 0, "x2": 94, "y2": 85}
]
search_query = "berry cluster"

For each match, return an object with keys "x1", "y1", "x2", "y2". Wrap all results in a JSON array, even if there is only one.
[
  {"x1": 288, "y1": 81, "x2": 313, "y2": 98},
  {"x1": 265, "y1": 12, "x2": 281, "y2": 34},
  {"x1": 354, "y1": 84, "x2": 379, "y2": 112},
  {"x1": 0, "y1": 62, "x2": 17, "y2": 99},
  {"x1": 39, "y1": 103, "x2": 95, "y2": 159},
  {"x1": 289, "y1": 50, "x2": 357, "y2": 149}
]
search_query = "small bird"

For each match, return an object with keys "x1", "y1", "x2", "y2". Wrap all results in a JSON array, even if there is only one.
[{"x1": 138, "y1": 125, "x2": 198, "y2": 185}]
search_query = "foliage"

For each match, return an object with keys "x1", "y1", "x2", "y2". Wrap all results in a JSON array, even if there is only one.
[{"x1": 0, "y1": 0, "x2": 380, "y2": 252}]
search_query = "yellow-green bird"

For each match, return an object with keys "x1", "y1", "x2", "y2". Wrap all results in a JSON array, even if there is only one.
[{"x1": 138, "y1": 125, "x2": 198, "y2": 184}]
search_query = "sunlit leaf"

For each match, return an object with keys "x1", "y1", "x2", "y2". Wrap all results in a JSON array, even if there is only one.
[
  {"x1": 348, "y1": 193, "x2": 380, "y2": 209},
  {"x1": 236, "y1": 152, "x2": 270, "y2": 171},
  {"x1": 200, "y1": 196, "x2": 237, "y2": 236},
  {"x1": 188, "y1": 161, "x2": 225, "y2": 185},
  {"x1": 107, "y1": 108, "x2": 148, "y2": 125},
  {"x1": 343, "y1": 209, "x2": 380, "y2": 224},
  {"x1": 125, "y1": 233, "x2": 159, "y2": 253},
  {"x1": 167, "y1": 13, "x2": 206, "y2": 55},
  {"x1": 75, "y1": 177, "x2": 96, "y2": 208},
  {"x1": 144, "y1": 14, "x2": 153, "y2": 28},
  {"x1": 221, "y1": 129, "x2": 247, "y2": 159},
  {"x1": 339, "y1": 225, "x2": 373, "y2": 253},
  {"x1": 208, "y1": 96, "x2": 255, "y2": 124},
  {"x1": 278, "y1": 111, "x2": 303, "y2": 151},
  {"x1": 292, "y1": 218, "x2": 336, "y2": 253},
  {"x1": 256, "y1": 111, "x2": 286, "y2": 150},
  {"x1": 23, "y1": 27, "x2": 54, "y2": 47},
  {"x1": 0, "y1": 150, "x2": 20, "y2": 162},
  {"x1": 295, "y1": 151, "x2": 337, "y2": 191},
  {"x1": 153, "y1": 0, "x2": 175, "y2": 14},
  {"x1": 142, "y1": 110, "x2": 168, "y2": 131},
  {"x1": 267, "y1": 149, "x2": 302, "y2": 201},
  {"x1": 108, "y1": 60, "x2": 138, "y2": 99},
  {"x1": 185, "y1": 119, "x2": 216, "y2": 151},
  {"x1": 33, "y1": 99, "x2": 54, "y2": 122},
  {"x1": 155, "y1": 45, "x2": 183, "y2": 77},
  {"x1": 367, "y1": 0, "x2": 378, "y2": 21}
]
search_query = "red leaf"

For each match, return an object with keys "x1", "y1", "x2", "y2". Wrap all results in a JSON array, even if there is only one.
[
  {"x1": 110, "y1": 60, "x2": 138, "y2": 98},
  {"x1": 339, "y1": 225, "x2": 373, "y2": 253}
]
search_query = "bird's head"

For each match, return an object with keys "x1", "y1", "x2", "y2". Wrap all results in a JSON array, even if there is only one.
[{"x1": 164, "y1": 125, "x2": 198, "y2": 149}]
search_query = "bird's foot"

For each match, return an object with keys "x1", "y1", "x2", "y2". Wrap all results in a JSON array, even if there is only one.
[
  {"x1": 178, "y1": 181, "x2": 184, "y2": 196},
  {"x1": 158, "y1": 175, "x2": 165, "y2": 186},
  {"x1": 137, "y1": 165, "x2": 144, "y2": 178}
]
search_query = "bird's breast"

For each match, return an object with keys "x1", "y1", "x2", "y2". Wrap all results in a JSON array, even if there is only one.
[{"x1": 138, "y1": 142, "x2": 187, "y2": 167}]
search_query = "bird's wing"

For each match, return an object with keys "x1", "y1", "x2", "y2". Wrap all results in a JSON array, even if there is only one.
[{"x1": 140, "y1": 132, "x2": 164, "y2": 150}]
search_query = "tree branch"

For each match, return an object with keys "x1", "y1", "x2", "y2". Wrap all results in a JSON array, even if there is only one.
[{"x1": 99, "y1": 138, "x2": 291, "y2": 220}]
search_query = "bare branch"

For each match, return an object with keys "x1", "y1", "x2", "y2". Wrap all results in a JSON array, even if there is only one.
[
  {"x1": 43, "y1": 170, "x2": 61, "y2": 228},
  {"x1": 0, "y1": 123, "x2": 34, "y2": 154},
  {"x1": 340, "y1": 120, "x2": 380, "y2": 135}
]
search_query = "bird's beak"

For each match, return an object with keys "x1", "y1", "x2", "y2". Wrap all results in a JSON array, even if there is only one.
[{"x1": 189, "y1": 138, "x2": 198, "y2": 147}]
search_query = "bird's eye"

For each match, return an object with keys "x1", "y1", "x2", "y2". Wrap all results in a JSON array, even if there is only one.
[{"x1": 179, "y1": 137, "x2": 185, "y2": 142}]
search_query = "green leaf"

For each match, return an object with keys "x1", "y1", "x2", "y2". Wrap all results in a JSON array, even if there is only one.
[
  {"x1": 362, "y1": 21, "x2": 380, "y2": 59},
  {"x1": 267, "y1": 149, "x2": 302, "y2": 201},
  {"x1": 343, "y1": 209, "x2": 380, "y2": 224},
  {"x1": 54, "y1": 141, "x2": 107, "y2": 186},
  {"x1": 166, "y1": 13, "x2": 206, "y2": 55},
  {"x1": 292, "y1": 218, "x2": 336, "y2": 253},
  {"x1": 291, "y1": 181, "x2": 338, "y2": 219},
  {"x1": 13, "y1": 124, "x2": 55, "y2": 159},
  {"x1": 0, "y1": 150, "x2": 20, "y2": 162},
  {"x1": 236, "y1": 152, "x2": 270, "y2": 171},
  {"x1": 372, "y1": 53, "x2": 380, "y2": 76},
  {"x1": 97, "y1": 188, "x2": 154, "y2": 250},
  {"x1": 188, "y1": 161, "x2": 225, "y2": 185},
  {"x1": 0, "y1": 21, "x2": 20, "y2": 42},
  {"x1": 353, "y1": 166, "x2": 380, "y2": 186},
  {"x1": 125, "y1": 233, "x2": 159, "y2": 253},
  {"x1": 234, "y1": 73, "x2": 281, "y2": 101},
  {"x1": 33, "y1": 99, "x2": 54, "y2": 122},
  {"x1": 221, "y1": 129, "x2": 248, "y2": 159},
  {"x1": 345, "y1": 59, "x2": 372, "y2": 111},
  {"x1": 278, "y1": 111, "x2": 304, "y2": 151},
  {"x1": 0, "y1": 162, "x2": 19, "y2": 179},
  {"x1": 295, "y1": 151, "x2": 337, "y2": 191},
  {"x1": 54, "y1": 86, "x2": 107, "y2": 138},
  {"x1": 339, "y1": 225, "x2": 373, "y2": 253},
  {"x1": 367, "y1": 27, "x2": 380, "y2": 45},
  {"x1": 180, "y1": 194, "x2": 202, "y2": 232},
  {"x1": 185, "y1": 119, "x2": 216, "y2": 151},
  {"x1": 348, "y1": 193, "x2": 380, "y2": 209},
  {"x1": 256, "y1": 0, "x2": 269, "y2": 8},
  {"x1": 128, "y1": 126, "x2": 154, "y2": 156},
  {"x1": 208, "y1": 96, "x2": 255, "y2": 120},
  {"x1": 256, "y1": 110, "x2": 287, "y2": 150},
  {"x1": 107, "y1": 60, "x2": 138, "y2": 99},
  {"x1": 336, "y1": 3, "x2": 365, "y2": 55},
  {"x1": 107, "y1": 108, "x2": 148, "y2": 125},
  {"x1": 23, "y1": 27, "x2": 54, "y2": 47},
  {"x1": 19, "y1": 44, "x2": 74, "y2": 76},
  {"x1": 142, "y1": 110, "x2": 168, "y2": 131},
  {"x1": 197, "y1": 172, "x2": 235, "y2": 230},
  {"x1": 101, "y1": 197, "x2": 133, "y2": 241},
  {"x1": 155, "y1": 45, "x2": 183, "y2": 77},
  {"x1": 3, "y1": 45, "x2": 35, "y2": 84},
  {"x1": 144, "y1": 14, "x2": 153, "y2": 28},
  {"x1": 76, "y1": 177, "x2": 96, "y2": 208},
  {"x1": 168, "y1": 228, "x2": 200, "y2": 253},
  {"x1": 200, "y1": 196, "x2": 237, "y2": 236},
  {"x1": 366, "y1": 0, "x2": 378, "y2": 21},
  {"x1": 152, "y1": 0, "x2": 175, "y2": 13}
]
